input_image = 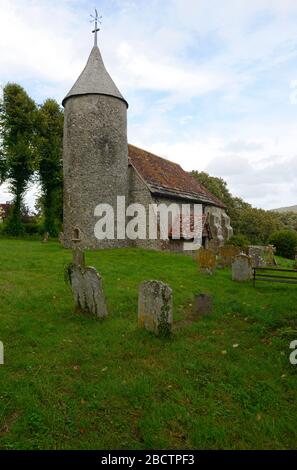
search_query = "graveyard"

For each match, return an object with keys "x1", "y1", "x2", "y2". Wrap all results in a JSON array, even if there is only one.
[{"x1": 0, "y1": 239, "x2": 297, "y2": 450}]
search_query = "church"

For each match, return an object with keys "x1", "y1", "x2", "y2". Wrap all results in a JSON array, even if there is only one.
[{"x1": 62, "y1": 27, "x2": 233, "y2": 253}]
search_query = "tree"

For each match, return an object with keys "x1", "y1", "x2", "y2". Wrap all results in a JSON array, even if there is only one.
[
  {"x1": 0, "y1": 83, "x2": 37, "y2": 235},
  {"x1": 272, "y1": 211, "x2": 297, "y2": 232},
  {"x1": 269, "y1": 231, "x2": 297, "y2": 259},
  {"x1": 235, "y1": 204, "x2": 282, "y2": 244},
  {"x1": 0, "y1": 147, "x2": 7, "y2": 183},
  {"x1": 36, "y1": 99, "x2": 63, "y2": 236},
  {"x1": 191, "y1": 171, "x2": 235, "y2": 213},
  {"x1": 190, "y1": 170, "x2": 242, "y2": 227},
  {"x1": 191, "y1": 170, "x2": 285, "y2": 244},
  {"x1": 226, "y1": 234, "x2": 250, "y2": 247}
]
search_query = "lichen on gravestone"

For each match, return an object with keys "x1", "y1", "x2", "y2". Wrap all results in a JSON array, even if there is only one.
[
  {"x1": 265, "y1": 245, "x2": 277, "y2": 267},
  {"x1": 218, "y1": 245, "x2": 241, "y2": 268},
  {"x1": 232, "y1": 254, "x2": 252, "y2": 282},
  {"x1": 138, "y1": 281, "x2": 173, "y2": 337},
  {"x1": 248, "y1": 246, "x2": 266, "y2": 268},
  {"x1": 196, "y1": 248, "x2": 217, "y2": 274},
  {"x1": 65, "y1": 248, "x2": 108, "y2": 318}
]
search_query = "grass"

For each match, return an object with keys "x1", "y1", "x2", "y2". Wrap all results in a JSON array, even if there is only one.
[{"x1": 0, "y1": 239, "x2": 297, "y2": 450}]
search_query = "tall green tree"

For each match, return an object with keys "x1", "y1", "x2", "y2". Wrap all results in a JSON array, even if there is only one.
[
  {"x1": 0, "y1": 83, "x2": 37, "y2": 235},
  {"x1": 191, "y1": 170, "x2": 238, "y2": 219},
  {"x1": 190, "y1": 170, "x2": 243, "y2": 229},
  {"x1": 0, "y1": 148, "x2": 7, "y2": 183},
  {"x1": 235, "y1": 204, "x2": 282, "y2": 244},
  {"x1": 36, "y1": 99, "x2": 63, "y2": 236}
]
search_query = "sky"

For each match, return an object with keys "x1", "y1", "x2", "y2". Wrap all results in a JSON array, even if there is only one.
[{"x1": 0, "y1": 0, "x2": 297, "y2": 210}]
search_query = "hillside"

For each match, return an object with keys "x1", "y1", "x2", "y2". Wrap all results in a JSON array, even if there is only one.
[{"x1": 272, "y1": 205, "x2": 297, "y2": 213}]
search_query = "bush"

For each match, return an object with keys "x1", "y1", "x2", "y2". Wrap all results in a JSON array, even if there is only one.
[
  {"x1": 23, "y1": 222, "x2": 41, "y2": 236},
  {"x1": 2, "y1": 218, "x2": 24, "y2": 236},
  {"x1": 226, "y1": 234, "x2": 250, "y2": 248},
  {"x1": 0, "y1": 221, "x2": 43, "y2": 239},
  {"x1": 269, "y1": 230, "x2": 297, "y2": 259}
]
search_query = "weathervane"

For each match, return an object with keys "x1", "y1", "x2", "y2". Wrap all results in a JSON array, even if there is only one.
[{"x1": 90, "y1": 9, "x2": 102, "y2": 47}]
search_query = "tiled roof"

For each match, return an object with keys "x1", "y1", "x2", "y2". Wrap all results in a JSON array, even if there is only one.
[{"x1": 128, "y1": 145, "x2": 225, "y2": 208}]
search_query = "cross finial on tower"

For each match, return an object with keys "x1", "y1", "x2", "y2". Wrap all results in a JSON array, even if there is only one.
[{"x1": 90, "y1": 9, "x2": 102, "y2": 47}]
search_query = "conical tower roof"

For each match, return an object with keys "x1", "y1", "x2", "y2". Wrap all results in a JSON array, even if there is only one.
[{"x1": 62, "y1": 45, "x2": 128, "y2": 107}]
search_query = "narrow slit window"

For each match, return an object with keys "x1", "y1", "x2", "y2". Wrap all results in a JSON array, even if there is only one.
[{"x1": 73, "y1": 228, "x2": 80, "y2": 240}]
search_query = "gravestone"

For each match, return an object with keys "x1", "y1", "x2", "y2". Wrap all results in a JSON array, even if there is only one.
[
  {"x1": 138, "y1": 281, "x2": 173, "y2": 336},
  {"x1": 42, "y1": 232, "x2": 49, "y2": 243},
  {"x1": 232, "y1": 254, "x2": 252, "y2": 282},
  {"x1": 248, "y1": 246, "x2": 265, "y2": 268},
  {"x1": 68, "y1": 248, "x2": 108, "y2": 318},
  {"x1": 266, "y1": 245, "x2": 277, "y2": 266},
  {"x1": 196, "y1": 248, "x2": 216, "y2": 274},
  {"x1": 192, "y1": 294, "x2": 213, "y2": 317},
  {"x1": 58, "y1": 232, "x2": 64, "y2": 245},
  {"x1": 218, "y1": 245, "x2": 241, "y2": 268}
]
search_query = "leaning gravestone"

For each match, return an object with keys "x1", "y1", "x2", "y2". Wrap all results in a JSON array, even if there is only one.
[
  {"x1": 67, "y1": 249, "x2": 108, "y2": 318},
  {"x1": 196, "y1": 248, "x2": 216, "y2": 274},
  {"x1": 138, "y1": 281, "x2": 173, "y2": 337},
  {"x1": 192, "y1": 294, "x2": 213, "y2": 318},
  {"x1": 232, "y1": 254, "x2": 252, "y2": 282}
]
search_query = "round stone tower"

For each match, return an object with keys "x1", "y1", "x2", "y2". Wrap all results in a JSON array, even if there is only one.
[{"x1": 62, "y1": 41, "x2": 129, "y2": 249}]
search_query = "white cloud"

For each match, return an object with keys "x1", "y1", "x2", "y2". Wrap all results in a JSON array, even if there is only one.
[
  {"x1": 0, "y1": 0, "x2": 297, "y2": 210},
  {"x1": 115, "y1": 41, "x2": 232, "y2": 99}
]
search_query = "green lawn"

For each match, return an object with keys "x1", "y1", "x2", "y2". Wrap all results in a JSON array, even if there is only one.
[{"x1": 0, "y1": 239, "x2": 297, "y2": 450}]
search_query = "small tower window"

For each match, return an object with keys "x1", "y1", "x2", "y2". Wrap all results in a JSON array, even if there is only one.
[{"x1": 73, "y1": 228, "x2": 80, "y2": 241}]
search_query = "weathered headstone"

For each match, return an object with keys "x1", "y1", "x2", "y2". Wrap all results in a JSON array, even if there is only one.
[
  {"x1": 248, "y1": 246, "x2": 265, "y2": 268},
  {"x1": 265, "y1": 245, "x2": 277, "y2": 266},
  {"x1": 218, "y1": 245, "x2": 241, "y2": 268},
  {"x1": 67, "y1": 249, "x2": 108, "y2": 318},
  {"x1": 42, "y1": 232, "x2": 49, "y2": 243},
  {"x1": 196, "y1": 248, "x2": 216, "y2": 274},
  {"x1": 138, "y1": 281, "x2": 173, "y2": 336},
  {"x1": 232, "y1": 254, "x2": 252, "y2": 282},
  {"x1": 192, "y1": 294, "x2": 213, "y2": 317},
  {"x1": 58, "y1": 232, "x2": 64, "y2": 245}
]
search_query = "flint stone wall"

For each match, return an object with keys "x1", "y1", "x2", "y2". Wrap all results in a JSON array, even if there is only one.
[{"x1": 63, "y1": 94, "x2": 129, "y2": 250}]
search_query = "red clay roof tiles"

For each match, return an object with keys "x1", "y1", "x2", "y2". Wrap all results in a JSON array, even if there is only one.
[{"x1": 128, "y1": 144, "x2": 225, "y2": 208}]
